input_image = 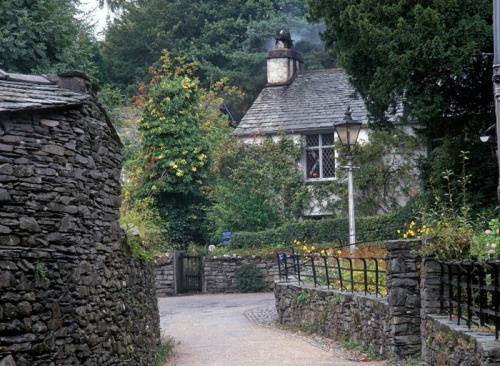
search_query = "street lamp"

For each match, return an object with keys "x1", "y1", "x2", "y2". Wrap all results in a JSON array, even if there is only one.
[{"x1": 334, "y1": 106, "x2": 362, "y2": 253}]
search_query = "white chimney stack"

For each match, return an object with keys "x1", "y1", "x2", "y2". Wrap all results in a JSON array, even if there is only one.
[{"x1": 267, "y1": 30, "x2": 304, "y2": 85}]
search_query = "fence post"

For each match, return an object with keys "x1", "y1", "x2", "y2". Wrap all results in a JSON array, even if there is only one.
[{"x1": 385, "y1": 239, "x2": 422, "y2": 358}]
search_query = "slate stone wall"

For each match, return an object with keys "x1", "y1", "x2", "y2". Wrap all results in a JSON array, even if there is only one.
[
  {"x1": 203, "y1": 256, "x2": 278, "y2": 293},
  {"x1": 154, "y1": 254, "x2": 278, "y2": 295},
  {"x1": 274, "y1": 284, "x2": 390, "y2": 356},
  {"x1": 274, "y1": 240, "x2": 500, "y2": 365},
  {"x1": 155, "y1": 255, "x2": 175, "y2": 297},
  {"x1": 0, "y1": 90, "x2": 160, "y2": 365}
]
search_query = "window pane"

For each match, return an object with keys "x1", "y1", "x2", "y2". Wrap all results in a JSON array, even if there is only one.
[
  {"x1": 306, "y1": 134, "x2": 319, "y2": 147},
  {"x1": 322, "y1": 147, "x2": 335, "y2": 178},
  {"x1": 322, "y1": 133, "x2": 334, "y2": 146},
  {"x1": 306, "y1": 149, "x2": 320, "y2": 178}
]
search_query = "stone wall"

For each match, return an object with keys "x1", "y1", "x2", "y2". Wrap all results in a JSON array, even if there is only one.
[
  {"x1": 204, "y1": 255, "x2": 278, "y2": 293},
  {"x1": 274, "y1": 240, "x2": 500, "y2": 365},
  {"x1": 274, "y1": 284, "x2": 390, "y2": 356},
  {"x1": 420, "y1": 259, "x2": 500, "y2": 365},
  {"x1": 155, "y1": 255, "x2": 174, "y2": 297},
  {"x1": 0, "y1": 76, "x2": 160, "y2": 365},
  {"x1": 154, "y1": 254, "x2": 278, "y2": 295}
]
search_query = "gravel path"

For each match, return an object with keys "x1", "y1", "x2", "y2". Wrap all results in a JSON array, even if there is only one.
[{"x1": 159, "y1": 293, "x2": 386, "y2": 366}]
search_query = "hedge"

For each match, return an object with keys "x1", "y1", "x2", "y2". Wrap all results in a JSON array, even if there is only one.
[{"x1": 229, "y1": 213, "x2": 406, "y2": 248}]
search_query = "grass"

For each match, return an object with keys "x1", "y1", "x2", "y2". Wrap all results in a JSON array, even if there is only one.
[
  {"x1": 383, "y1": 356, "x2": 423, "y2": 366},
  {"x1": 156, "y1": 335, "x2": 178, "y2": 365}
]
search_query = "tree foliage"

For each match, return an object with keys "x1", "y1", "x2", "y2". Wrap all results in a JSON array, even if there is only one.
[
  {"x1": 0, "y1": 0, "x2": 103, "y2": 79},
  {"x1": 101, "y1": 0, "x2": 328, "y2": 111},
  {"x1": 308, "y1": 0, "x2": 496, "y2": 217},
  {"x1": 307, "y1": 0, "x2": 493, "y2": 129},
  {"x1": 349, "y1": 128, "x2": 422, "y2": 216},
  {"x1": 209, "y1": 136, "x2": 310, "y2": 235},
  {"x1": 127, "y1": 50, "x2": 240, "y2": 247}
]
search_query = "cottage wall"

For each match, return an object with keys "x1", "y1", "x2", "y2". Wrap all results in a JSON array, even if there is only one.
[{"x1": 0, "y1": 91, "x2": 160, "y2": 365}]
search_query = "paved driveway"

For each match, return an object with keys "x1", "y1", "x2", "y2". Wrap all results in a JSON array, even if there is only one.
[{"x1": 158, "y1": 293, "x2": 386, "y2": 366}]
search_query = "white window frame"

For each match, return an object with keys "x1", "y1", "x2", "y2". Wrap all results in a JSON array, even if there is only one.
[{"x1": 303, "y1": 133, "x2": 336, "y2": 181}]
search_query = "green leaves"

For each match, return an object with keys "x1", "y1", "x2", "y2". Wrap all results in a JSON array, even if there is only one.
[
  {"x1": 0, "y1": 0, "x2": 102, "y2": 78},
  {"x1": 209, "y1": 136, "x2": 309, "y2": 234},
  {"x1": 125, "y1": 51, "x2": 238, "y2": 247},
  {"x1": 308, "y1": 0, "x2": 493, "y2": 127}
]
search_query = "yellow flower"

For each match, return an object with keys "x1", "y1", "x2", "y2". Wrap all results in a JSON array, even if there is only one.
[
  {"x1": 191, "y1": 167, "x2": 197, "y2": 172},
  {"x1": 151, "y1": 185, "x2": 157, "y2": 191},
  {"x1": 176, "y1": 170, "x2": 184, "y2": 177},
  {"x1": 337, "y1": 250, "x2": 342, "y2": 255},
  {"x1": 311, "y1": 245, "x2": 316, "y2": 251},
  {"x1": 302, "y1": 245, "x2": 307, "y2": 251},
  {"x1": 320, "y1": 249, "x2": 325, "y2": 255}
]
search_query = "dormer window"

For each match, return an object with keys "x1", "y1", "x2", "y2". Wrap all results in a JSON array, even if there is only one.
[{"x1": 304, "y1": 133, "x2": 335, "y2": 180}]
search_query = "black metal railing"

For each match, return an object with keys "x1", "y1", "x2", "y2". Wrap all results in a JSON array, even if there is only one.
[
  {"x1": 277, "y1": 250, "x2": 387, "y2": 297},
  {"x1": 438, "y1": 260, "x2": 500, "y2": 339}
]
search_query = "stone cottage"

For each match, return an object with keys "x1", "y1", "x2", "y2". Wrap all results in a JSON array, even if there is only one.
[
  {"x1": 0, "y1": 70, "x2": 160, "y2": 365},
  {"x1": 232, "y1": 31, "x2": 418, "y2": 217}
]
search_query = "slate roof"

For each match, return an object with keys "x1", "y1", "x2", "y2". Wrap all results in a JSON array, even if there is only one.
[
  {"x1": 0, "y1": 69, "x2": 89, "y2": 112},
  {"x1": 233, "y1": 69, "x2": 368, "y2": 137}
]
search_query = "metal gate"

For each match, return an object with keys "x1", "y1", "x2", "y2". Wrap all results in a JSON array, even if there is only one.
[{"x1": 179, "y1": 253, "x2": 203, "y2": 293}]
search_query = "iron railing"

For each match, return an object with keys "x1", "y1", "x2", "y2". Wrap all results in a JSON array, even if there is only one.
[
  {"x1": 277, "y1": 249, "x2": 387, "y2": 297},
  {"x1": 438, "y1": 260, "x2": 500, "y2": 339}
]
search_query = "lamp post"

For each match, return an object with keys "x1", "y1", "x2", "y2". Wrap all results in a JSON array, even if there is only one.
[{"x1": 334, "y1": 106, "x2": 362, "y2": 253}]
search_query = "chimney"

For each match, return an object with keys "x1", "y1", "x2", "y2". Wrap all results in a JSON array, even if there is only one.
[{"x1": 266, "y1": 30, "x2": 304, "y2": 85}]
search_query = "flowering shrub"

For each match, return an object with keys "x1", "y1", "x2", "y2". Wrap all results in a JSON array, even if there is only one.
[
  {"x1": 397, "y1": 221, "x2": 431, "y2": 239},
  {"x1": 473, "y1": 219, "x2": 500, "y2": 260}
]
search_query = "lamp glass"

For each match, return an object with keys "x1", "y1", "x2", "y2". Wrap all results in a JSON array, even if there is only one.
[{"x1": 335, "y1": 120, "x2": 362, "y2": 148}]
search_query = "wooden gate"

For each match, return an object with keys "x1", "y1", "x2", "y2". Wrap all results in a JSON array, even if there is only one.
[{"x1": 179, "y1": 253, "x2": 203, "y2": 293}]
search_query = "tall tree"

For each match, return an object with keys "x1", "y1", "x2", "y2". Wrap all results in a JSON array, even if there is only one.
[
  {"x1": 129, "y1": 51, "x2": 240, "y2": 247},
  {"x1": 307, "y1": 0, "x2": 493, "y2": 129},
  {"x1": 308, "y1": 0, "x2": 497, "y2": 215},
  {"x1": 101, "y1": 0, "x2": 327, "y2": 111},
  {"x1": 0, "y1": 0, "x2": 103, "y2": 79}
]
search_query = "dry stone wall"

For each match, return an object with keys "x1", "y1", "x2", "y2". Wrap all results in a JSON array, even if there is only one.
[
  {"x1": 0, "y1": 78, "x2": 160, "y2": 365},
  {"x1": 154, "y1": 256, "x2": 174, "y2": 297},
  {"x1": 155, "y1": 254, "x2": 278, "y2": 295},
  {"x1": 275, "y1": 283, "x2": 390, "y2": 356},
  {"x1": 274, "y1": 240, "x2": 500, "y2": 365},
  {"x1": 203, "y1": 255, "x2": 278, "y2": 293}
]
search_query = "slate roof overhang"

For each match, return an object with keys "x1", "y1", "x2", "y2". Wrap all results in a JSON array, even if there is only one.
[
  {"x1": 0, "y1": 69, "x2": 90, "y2": 112},
  {"x1": 233, "y1": 69, "x2": 368, "y2": 137}
]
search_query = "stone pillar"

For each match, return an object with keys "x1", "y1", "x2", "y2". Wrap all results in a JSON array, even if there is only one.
[
  {"x1": 385, "y1": 239, "x2": 422, "y2": 358},
  {"x1": 420, "y1": 257, "x2": 443, "y2": 362}
]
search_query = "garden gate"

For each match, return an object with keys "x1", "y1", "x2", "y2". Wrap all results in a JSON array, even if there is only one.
[{"x1": 179, "y1": 253, "x2": 203, "y2": 293}]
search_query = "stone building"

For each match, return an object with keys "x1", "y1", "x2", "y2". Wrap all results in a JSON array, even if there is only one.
[
  {"x1": 0, "y1": 70, "x2": 160, "y2": 365},
  {"x1": 233, "y1": 31, "x2": 419, "y2": 217}
]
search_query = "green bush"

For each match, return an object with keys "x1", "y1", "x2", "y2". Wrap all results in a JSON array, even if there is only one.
[
  {"x1": 229, "y1": 214, "x2": 406, "y2": 248},
  {"x1": 235, "y1": 264, "x2": 267, "y2": 293}
]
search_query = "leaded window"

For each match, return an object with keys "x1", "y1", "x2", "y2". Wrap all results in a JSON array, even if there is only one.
[{"x1": 305, "y1": 133, "x2": 335, "y2": 180}]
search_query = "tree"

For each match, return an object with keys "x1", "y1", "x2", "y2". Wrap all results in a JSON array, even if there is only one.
[
  {"x1": 128, "y1": 50, "x2": 240, "y2": 247},
  {"x1": 307, "y1": 0, "x2": 493, "y2": 127},
  {"x1": 0, "y1": 0, "x2": 103, "y2": 79},
  {"x1": 101, "y1": 0, "x2": 328, "y2": 113},
  {"x1": 308, "y1": 0, "x2": 496, "y2": 215}
]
